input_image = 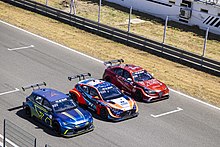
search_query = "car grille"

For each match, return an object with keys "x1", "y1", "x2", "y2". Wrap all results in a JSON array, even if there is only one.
[{"x1": 120, "y1": 109, "x2": 136, "y2": 117}]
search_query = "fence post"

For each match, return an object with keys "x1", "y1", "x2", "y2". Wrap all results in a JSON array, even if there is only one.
[
  {"x1": 70, "y1": 0, "x2": 73, "y2": 14},
  {"x1": 162, "y1": 16, "x2": 169, "y2": 44},
  {"x1": 128, "y1": 6, "x2": 132, "y2": 33},
  {"x1": 34, "y1": 138, "x2": 37, "y2": 147},
  {"x1": 3, "y1": 119, "x2": 5, "y2": 147},
  {"x1": 98, "y1": 0, "x2": 102, "y2": 23},
  {"x1": 202, "y1": 27, "x2": 209, "y2": 57},
  {"x1": 45, "y1": 0, "x2": 48, "y2": 6},
  {"x1": 73, "y1": 0, "x2": 76, "y2": 15}
]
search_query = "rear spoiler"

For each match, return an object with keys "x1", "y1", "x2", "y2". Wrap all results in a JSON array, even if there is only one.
[
  {"x1": 104, "y1": 59, "x2": 124, "y2": 67},
  {"x1": 22, "y1": 82, "x2": 46, "y2": 91},
  {"x1": 68, "y1": 73, "x2": 91, "y2": 81}
]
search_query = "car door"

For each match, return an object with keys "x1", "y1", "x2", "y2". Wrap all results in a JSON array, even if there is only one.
[
  {"x1": 112, "y1": 68, "x2": 124, "y2": 88},
  {"x1": 33, "y1": 95, "x2": 45, "y2": 119},
  {"x1": 81, "y1": 85, "x2": 97, "y2": 111},
  {"x1": 121, "y1": 70, "x2": 133, "y2": 95},
  {"x1": 42, "y1": 99, "x2": 53, "y2": 126}
]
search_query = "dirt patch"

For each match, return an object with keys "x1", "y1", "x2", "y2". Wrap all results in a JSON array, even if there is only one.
[{"x1": 0, "y1": 1, "x2": 220, "y2": 107}]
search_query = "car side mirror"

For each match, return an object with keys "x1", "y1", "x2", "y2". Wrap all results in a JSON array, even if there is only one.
[{"x1": 127, "y1": 78, "x2": 132, "y2": 82}]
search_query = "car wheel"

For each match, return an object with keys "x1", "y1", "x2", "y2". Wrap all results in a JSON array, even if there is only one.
[
  {"x1": 135, "y1": 90, "x2": 143, "y2": 102},
  {"x1": 100, "y1": 108, "x2": 108, "y2": 120},
  {"x1": 104, "y1": 76, "x2": 111, "y2": 83},
  {"x1": 25, "y1": 106, "x2": 31, "y2": 118},
  {"x1": 53, "y1": 121, "x2": 61, "y2": 136}
]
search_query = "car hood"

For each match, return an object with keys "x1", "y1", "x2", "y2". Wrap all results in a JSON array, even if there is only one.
[
  {"x1": 137, "y1": 79, "x2": 166, "y2": 91},
  {"x1": 57, "y1": 107, "x2": 90, "y2": 125},
  {"x1": 106, "y1": 97, "x2": 133, "y2": 111}
]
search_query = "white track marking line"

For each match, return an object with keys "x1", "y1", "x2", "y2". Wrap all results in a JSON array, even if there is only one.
[
  {"x1": 170, "y1": 89, "x2": 220, "y2": 111},
  {"x1": 151, "y1": 107, "x2": 183, "y2": 118},
  {"x1": 0, "y1": 20, "x2": 219, "y2": 111},
  {"x1": 8, "y1": 45, "x2": 34, "y2": 51},
  {"x1": 0, "y1": 134, "x2": 19, "y2": 147},
  {"x1": 0, "y1": 88, "x2": 20, "y2": 96}
]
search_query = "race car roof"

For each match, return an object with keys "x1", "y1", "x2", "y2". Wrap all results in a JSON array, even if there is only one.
[
  {"x1": 122, "y1": 64, "x2": 143, "y2": 72},
  {"x1": 32, "y1": 88, "x2": 68, "y2": 102},
  {"x1": 79, "y1": 78, "x2": 111, "y2": 88}
]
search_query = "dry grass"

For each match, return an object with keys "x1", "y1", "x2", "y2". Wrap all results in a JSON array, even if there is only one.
[
  {"x1": 36, "y1": 0, "x2": 220, "y2": 61},
  {"x1": 0, "y1": 1, "x2": 220, "y2": 107}
]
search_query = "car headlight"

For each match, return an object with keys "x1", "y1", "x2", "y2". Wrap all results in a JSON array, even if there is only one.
[
  {"x1": 133, "y1": 103, "x2": 136, "y2": 110},
  {"x1": 145, "y1": 89, "x2": 156, "y2": 95},
  {"x1": 62, "y1": 121, "x2": 68, "y2": 125},
  {"x1": 110, "y1": 108, "x2": 122, "y2": 115}
]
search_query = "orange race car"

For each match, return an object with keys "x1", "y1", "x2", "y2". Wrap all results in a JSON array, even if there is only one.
[{"x1": 68, "y1": 73, "x2": 138, "y2": 121}]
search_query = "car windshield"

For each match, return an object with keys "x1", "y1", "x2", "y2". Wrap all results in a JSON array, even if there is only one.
[
  {"x1": 98, "y1": 85, "x2": 123, "y2": 100},
  {"x1": 132, "y1": 70, "x2": 153, "y2": 82},
  {"x1": 51, "y1": 97, "x2": 77, "y2": 113}
]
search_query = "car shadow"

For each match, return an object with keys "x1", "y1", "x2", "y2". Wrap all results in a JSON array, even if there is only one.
[{"x1": 15, "y1": 108, "x2": 59, "y2": 137}]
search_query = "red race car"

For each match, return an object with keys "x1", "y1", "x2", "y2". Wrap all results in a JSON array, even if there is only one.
[{"x1": 103, "y1": 59, "x2": 169, "y2": 102}]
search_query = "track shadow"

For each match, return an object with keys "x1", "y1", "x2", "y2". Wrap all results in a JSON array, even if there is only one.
[{"x1": 15, "y1": 109, "x2": 59, "y2": 137}]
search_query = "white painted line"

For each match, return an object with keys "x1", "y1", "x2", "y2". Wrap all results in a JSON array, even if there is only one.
[
  {"x1": 8, "y1": 45, "x2": 34, "y2": 51},
  {"x1": 151, "y1": 107, "x2": 183, "y2": 118},
  {"x1": 0, "y1": 88, "x2": 20, "y2": 96},
  {"x1": 0, "y1": 134, "x2": 19, "y2": 147},
  {"x1": 170, "y1": 89, "x2": 220, "y2": 111},
  {"x1": 0, "y1": 20, "x2": 219, "y2": 111}
]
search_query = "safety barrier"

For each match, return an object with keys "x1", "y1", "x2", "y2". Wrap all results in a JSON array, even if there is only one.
[
  {"x1": 3, "y1": 119, "x2": 36, "y2": 147},
  {"x1": 2, "y1": 119, "x2": 52, "y2": 147},
  {"x1": 1, "y1": 0, "x2": 220, "y2": 76}
]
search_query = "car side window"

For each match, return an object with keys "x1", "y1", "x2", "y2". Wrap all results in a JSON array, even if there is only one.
[
  {"x1": 123, "y1": 70, "x2": 132, "y2": 80},
  {"x1": 114, "y1": 68, "x2": 123, "y2": 76},
  {"x1": 35, "y1": 96, "x2": 43, "y2": 105},
  {"x1": 42, "y1": 99, "x2": 51, "y2": 109},
  {"x1": 90, "y1": 88, "x2": 100, "y2": 99},
  {"x1": 81, "y1": 85, "x2": 89, "y2": 94}
]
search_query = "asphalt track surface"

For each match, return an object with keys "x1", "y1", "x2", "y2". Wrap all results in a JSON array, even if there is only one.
[{"x1": 0, "y1": 21, "x2": 220, "y2": 147}]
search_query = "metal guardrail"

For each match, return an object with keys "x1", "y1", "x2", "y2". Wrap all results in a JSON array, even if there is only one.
[
  {"x1": 3, "y1": 119, "x2": 36, "y2": 147},
  {"x1": 2, "y1": 0, "x2": 220, "y2": 76}
]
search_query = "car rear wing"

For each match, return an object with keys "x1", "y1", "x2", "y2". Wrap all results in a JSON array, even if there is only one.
[
  {"x1": 22, "y1": 82, "x2": 46, "y2": 91},
  {"x1": 104, "y1": 59, "x2": 124, "y2": 67},
  {"x1": 68, "y1": 73, "x2": 91, "y2": 81}
]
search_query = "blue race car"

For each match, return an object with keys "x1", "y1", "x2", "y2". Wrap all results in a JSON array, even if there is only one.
[{"x1": 22, "y1": 82, "x2": 94, "y2": 137}]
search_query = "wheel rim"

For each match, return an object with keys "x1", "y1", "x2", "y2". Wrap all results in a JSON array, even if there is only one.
[{"x1": 135, "y1": 91, "x2": 142, "y2": 101}]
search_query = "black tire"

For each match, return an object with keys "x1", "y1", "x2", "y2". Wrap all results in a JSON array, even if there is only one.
[
  {"x1": 104, "y1": 76, "x2": 111, "y2": 83},
  {"x1": 53, "y1": 121, "x2": 61, "y2": 135},
  {"x1": 70, "y1": 93, "x2": 79, "y2": 105},
  {"x1": 100, "y1": 108, "x2": 108, "y2": 120},
  {"x1": 25, "y1": 106, "x2": 31, "y2": 118},
  {"x1": 135, "y1": 90, "x2": 143, "y2": 102}
]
